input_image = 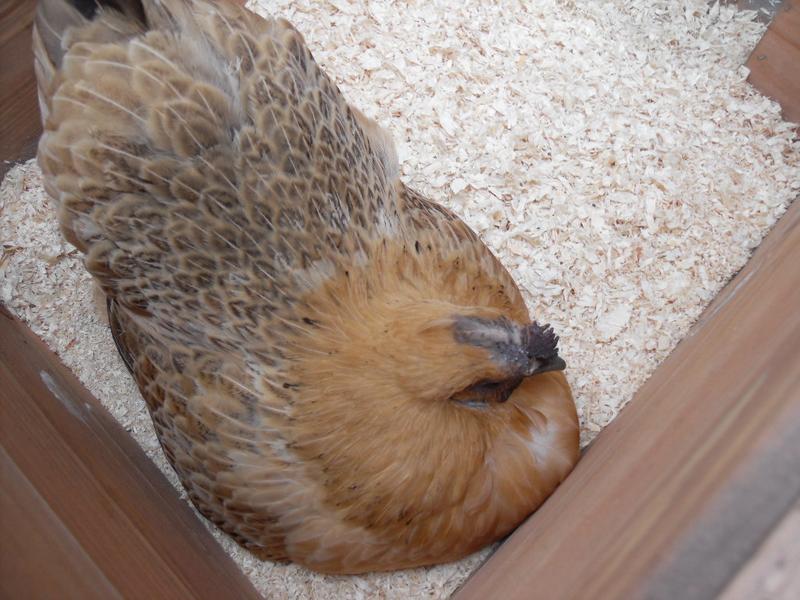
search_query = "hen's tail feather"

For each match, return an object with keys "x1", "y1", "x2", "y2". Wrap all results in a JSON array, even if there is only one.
[
  {"x1": 35, "y1": 0, "x2": 146, "y2": 67},
  {"x1": 108, "y1": 297, "x2": 137, "y2": 376},
  {"x1": 33, "y1": 0, "x2": 148, "y2": 120},
  {"x1": 33, "y1": 0, "x2": 83, "y2": 120}
]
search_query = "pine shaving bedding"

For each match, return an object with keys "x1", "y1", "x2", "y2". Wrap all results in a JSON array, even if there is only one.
[{"x1": 2, "y1": 0, "x2": 798, "y2": 596}]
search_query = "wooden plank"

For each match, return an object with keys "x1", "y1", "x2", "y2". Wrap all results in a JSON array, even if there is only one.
[
  {"x1": 0, "y1": 0, "x2": 39, "y2": 178},
  {"x1": 455, "y1": 196, "x2": 800, "y2": 599},
  {"x1": 721, "y1": 498, "x2": 800, "y2": 600},
  {"x1": 0, "y1": 447, "x2": 120, "y2": 600},
  {"x1": 0, "y1": 305, "x2": 262, "y2": 600},
  {"x1": 746, "y1": 1, "x2": 800, "y2": 124}
]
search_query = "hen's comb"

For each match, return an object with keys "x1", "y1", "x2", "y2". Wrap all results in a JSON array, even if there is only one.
[{"x1": 523, "y1": 322, "x2": 560, "y2": 360}]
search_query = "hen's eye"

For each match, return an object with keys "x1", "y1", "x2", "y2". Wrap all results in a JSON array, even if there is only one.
[{"x1": 465, "y1": 379, "x2": 504, "y2": 394}]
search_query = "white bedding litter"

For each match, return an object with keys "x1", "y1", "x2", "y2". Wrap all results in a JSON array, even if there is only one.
[{"x1": 2, "y1": 0, "x2": 798, "y2": 597}]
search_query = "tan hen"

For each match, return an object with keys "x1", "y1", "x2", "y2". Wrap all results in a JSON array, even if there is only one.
[{"x1": 33, "y1": 0, "x2": 580, "y2": 573}]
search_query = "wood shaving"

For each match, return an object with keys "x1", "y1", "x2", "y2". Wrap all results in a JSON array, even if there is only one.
[{"x1": 2, "y1": 0, "x2": 798, "y2": 597}]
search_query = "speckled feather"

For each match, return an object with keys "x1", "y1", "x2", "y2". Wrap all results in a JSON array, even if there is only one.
[{"x1": 33, "y1": 0, "x2": 579, "y2": 573}]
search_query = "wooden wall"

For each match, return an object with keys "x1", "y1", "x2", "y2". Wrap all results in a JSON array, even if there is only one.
[
  {"x1": 0, "y1": 0, "x2": 39, "y2": 178},
  {"x1": 746, "y1": 0, "x2": 800, "y2": 124}
]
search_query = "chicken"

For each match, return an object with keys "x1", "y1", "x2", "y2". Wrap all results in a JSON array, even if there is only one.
[{"x1": 32, "y1": 0, "x2": 580, "y2": 574}]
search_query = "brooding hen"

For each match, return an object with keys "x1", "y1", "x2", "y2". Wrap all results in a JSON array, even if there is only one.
[{"x1": 33, "y1": 0, "x2": 580, "y2": 573}]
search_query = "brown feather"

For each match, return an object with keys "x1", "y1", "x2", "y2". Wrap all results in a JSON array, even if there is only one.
[{"x1": 34, "y1": 0, "x2": 580, "y2": 573}]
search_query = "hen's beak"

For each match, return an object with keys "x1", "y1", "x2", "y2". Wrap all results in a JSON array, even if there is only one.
[{"x1": 530, "y1": 354, "x2": 567, "y2": 376}]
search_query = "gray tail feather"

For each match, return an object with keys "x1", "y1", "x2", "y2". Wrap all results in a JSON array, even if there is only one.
[
  {"x1": 33, "y1": 0, "x2": 149, "y2": 121},
  {"x1": 34, "y1": 0, "x2": 85, "y2": 75},
  {"x1": 107, "y1": 296, "x2": 136, "y2": 376},
  {"x1": 34, "y1": 0, "x2": 147, "y2": 70}
]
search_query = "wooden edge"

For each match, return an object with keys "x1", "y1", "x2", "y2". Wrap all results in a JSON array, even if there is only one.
[
  {"x1": 0, "y1": 305, "x2": 262, "y2": 600},
  {"x1": 454, "y1": 188, "x2": 800, "y2": 599},
  {"x1": 745, "y1": 1, "x2": 800, "y2": 125},
  {"x1": 0, "y1": 0, "x2": 40, "y2": 179}
]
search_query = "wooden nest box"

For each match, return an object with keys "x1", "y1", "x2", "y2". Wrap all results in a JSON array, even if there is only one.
[{"x1": 1, "y1": 1, "x2": 798, "y2": 598}]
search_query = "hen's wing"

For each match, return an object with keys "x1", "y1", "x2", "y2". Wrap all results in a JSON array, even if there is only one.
[{"x1": 35, "y1": 0, "x2": 401, "y2": 340}]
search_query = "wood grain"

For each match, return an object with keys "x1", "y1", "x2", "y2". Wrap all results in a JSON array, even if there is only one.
[
  {"x1": 0, "y1": 305, "x2": 262, "y2": 600},
  {"x1": 746, "y1": 1, "x2": 800, "y2": 124},
  {"x1": 0, "y1": 0, "x2": 39, "y2": 179},
  {"x1": 1, "y1": 447, "x2": 120, "y2": 600},
  {"x1": 455, "y1": 198, "x2": 800, "y2": 599}
]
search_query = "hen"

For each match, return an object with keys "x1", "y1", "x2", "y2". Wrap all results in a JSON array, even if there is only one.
[{"x1": 33, "y1": 0, "x2": 580, "y2": 573}]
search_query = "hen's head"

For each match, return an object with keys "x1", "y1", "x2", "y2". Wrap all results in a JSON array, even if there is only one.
[
  {"x1": 448, "y1": 315, "x2": 565, "y2": 406},
  {"x1": 356, "y1": 304, "x2": 567, "y2": 410},
  {"x1": 375, "y1": 302, "x2": 566, "y2": 409},
  {"x1": 290, "y1": 286, "x2": 572, "y2": 422}
]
